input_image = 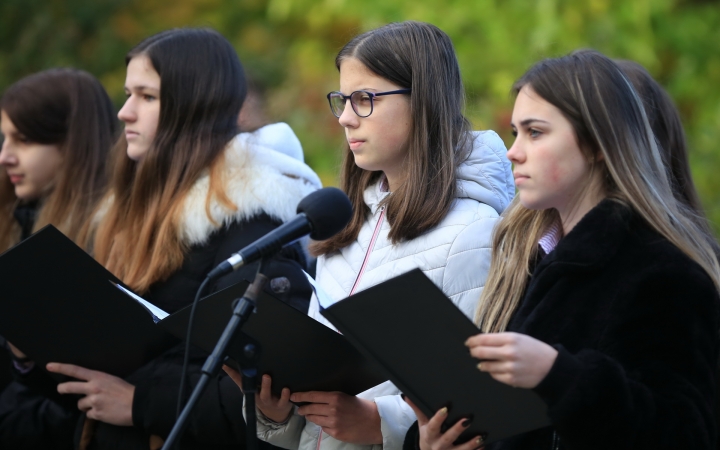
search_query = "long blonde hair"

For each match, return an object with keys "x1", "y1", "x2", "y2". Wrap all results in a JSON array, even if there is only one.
[{"x1": 475, "y1": 50, "x2": 720, "y2": 333}]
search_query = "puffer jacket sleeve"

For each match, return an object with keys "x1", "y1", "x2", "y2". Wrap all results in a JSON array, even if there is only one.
[
  {"x1": 374, "y1": 391, "x2": 418, "y2": 450},
  {"x1": 442, "y1": 214, "x2": 500, "y2": 319},
  {"x1": 253, "y1": 405, "x2": 306, "y2": 449}
]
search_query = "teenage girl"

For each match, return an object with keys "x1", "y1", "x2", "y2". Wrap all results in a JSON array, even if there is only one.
[
  {"x1": 0, "y1": 67, "x2": 116, "y2": 449},
  {"x1": 407, "y1": 49, "x2": 720, "y2": 450},
  {"x1": 43, "y1": 28, "x2": 321, "y2": 449},
  {"x1": 227, "y1": 21, "x2": 514, "y2": 450}
]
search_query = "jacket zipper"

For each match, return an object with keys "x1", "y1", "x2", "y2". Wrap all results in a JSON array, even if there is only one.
[
  {"x1": 349, "y1": 206, "x2": 385, "y2": 296},
  {"x1": 315, "y1": 206, "x2": 385, "y2": 449},
  {"x1": 551, "y1": 431, "x2": 560, "y2": 450}
]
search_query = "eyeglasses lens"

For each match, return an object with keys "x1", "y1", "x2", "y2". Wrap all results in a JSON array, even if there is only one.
[
  {"x1": 350, "y1": 91, "x2": 372, "y2": 117},
  {"x1": 329, "y1": 93, "x2": 346, "y2": 117}
]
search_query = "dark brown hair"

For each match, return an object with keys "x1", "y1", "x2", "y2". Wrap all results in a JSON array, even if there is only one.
[
  {"x1": 312, "y1": 21, "x2": 472, "y2": 255},
  {"x1": 0, "y1": 68, "x2": 116, "y2": 251},
  {"x1": 614, "y1": 60, "x2": 708, "y2": 217},
  {"x1": 91, "y1": 28, "x2": 246, "y2": 293}
]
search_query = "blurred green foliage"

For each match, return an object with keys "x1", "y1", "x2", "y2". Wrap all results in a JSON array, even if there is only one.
[{"x1": 2, "y1": 0, "x2": 720, "y2": 232}]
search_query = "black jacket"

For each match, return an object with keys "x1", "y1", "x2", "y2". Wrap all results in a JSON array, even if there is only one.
[
  {"x1": 406, "y1": 199, "x2": 720, "y2": 450},
  {"x1": 84, "y1": 214, "x2": 312, "y2": 450}
]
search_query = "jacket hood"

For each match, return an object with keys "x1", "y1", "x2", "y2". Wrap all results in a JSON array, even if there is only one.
[
  {"x1": 456, "y1": 130, "x2": 514, "y2": 215},
  {"x1": 179, "y1": 122, "x2": 322, "y2": 245},
  {"x1": 364, "y1": 130, "x2": 513, "y2": 214}
]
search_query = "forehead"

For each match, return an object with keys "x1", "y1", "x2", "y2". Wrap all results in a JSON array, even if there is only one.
[
  {"x1": 338, "y1": 57, "x2": 399, "y2": 92},
  {"x1": 125, "y1": 55, "x2": 161, "y2": 89},
  {"x1": 0, "y1": 110, "x2": 17, "y2": 134},
  {"x1": 511, "y1": 85, "x2": 564, "y2": 123}
]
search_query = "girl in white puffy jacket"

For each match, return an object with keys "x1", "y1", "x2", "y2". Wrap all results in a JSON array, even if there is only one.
[{"x1": 227, "y1": 20, "x2": 514, "y2": 450}]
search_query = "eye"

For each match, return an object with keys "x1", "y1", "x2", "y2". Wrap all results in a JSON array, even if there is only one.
[
  {"x1": 356, "y1": 92, "x2": 372, "y2": 104},
  {"x1": 510, "y1": 129, "x2": 518, "y2": 138},
  {"x1": 529, "y1": 129, "x2": 542, "y2": 138},
  {"x1": 143, "y1": 94, "x2": 157, "y2": 101}
]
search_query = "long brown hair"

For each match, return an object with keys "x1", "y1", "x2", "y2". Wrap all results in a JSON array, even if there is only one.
[
  {"x1": 475, "y1": 50, "x2": 720, "y2": 333},
  {"x1": 0, "y1": 68, "x2": 115, "y2": 251},
  {"x1": 91, "y1": 28, "x2": 246, "y2": 293},
  {"x1": 312, "y1": 21, "x2": 472, "y2": 255}
]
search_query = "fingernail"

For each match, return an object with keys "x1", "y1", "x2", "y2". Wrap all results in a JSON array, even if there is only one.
[
  {"x1": 476, "y1": 436, "x2": 484, "y2": 445},
  {"x1": 439, "y1": 407, "x2": 448, "y2": 416},
  {"x1": 289, "y1": 394, "x2": 296, "y2": 401},
  {"x1": 462, "y1": 418, "x2": 472, "y2": 427},
  {"x1": 477, "y1": 362, "x2": 483, "y2": 370}
]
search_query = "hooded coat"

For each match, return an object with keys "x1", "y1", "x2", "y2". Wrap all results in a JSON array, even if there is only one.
[{"x1": 255, "y1": 130, "x2": 515, "y2": 450}]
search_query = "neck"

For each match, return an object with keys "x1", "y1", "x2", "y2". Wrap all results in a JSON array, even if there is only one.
[{"x1": 559, "y1": 188, "x2": 606, "y2": 235}]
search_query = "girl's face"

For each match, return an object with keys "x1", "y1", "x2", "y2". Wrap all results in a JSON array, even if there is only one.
[
  {"x1": 507, "y1": 85, "x2": 605, "y2": 229},
  {"x1": 118, "y1": 55, "x2": 161, "y2": 161},
  {"x1": 337, "y1": 57, "x2": 412, "y2": 191},
  {"x1": 0, "y1": 110, "x2": 63, "y2": 201}
]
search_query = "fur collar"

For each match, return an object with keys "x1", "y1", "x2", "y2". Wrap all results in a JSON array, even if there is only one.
[{"x1": 179, "y1": 124, "x2": 322, "y2": 246}]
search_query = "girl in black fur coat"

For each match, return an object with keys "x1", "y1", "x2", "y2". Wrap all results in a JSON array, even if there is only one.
[{"x1": 406, "y1": 50, "x2": 720, "y2": 450}]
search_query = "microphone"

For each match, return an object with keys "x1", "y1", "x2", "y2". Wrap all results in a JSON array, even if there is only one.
[{"x1": 206, "y1": 187, "x2": 352, "y2": 280}]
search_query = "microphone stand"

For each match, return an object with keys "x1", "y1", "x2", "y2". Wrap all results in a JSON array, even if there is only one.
[{"x1": 162, "y1": 260, "x2": 268, "y2": 450}]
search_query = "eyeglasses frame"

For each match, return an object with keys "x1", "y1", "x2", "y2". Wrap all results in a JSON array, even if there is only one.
[{"x1": 326, "y1": 89, "x2": 412, "y2": 118}]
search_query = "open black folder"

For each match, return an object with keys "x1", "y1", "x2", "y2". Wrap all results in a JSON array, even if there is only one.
[
  {"x1": 320, "y1": 269, "x2": 550, "y2": 444},
  {"x1": 0, "y1": 225, "x2": 387, "y2": 397},
  {"x1": 156, "y1": 280, "x2": 388, "y2": 397},
  {"x1": 0, "y1": 225, "x2": 176, "y2": 378}
]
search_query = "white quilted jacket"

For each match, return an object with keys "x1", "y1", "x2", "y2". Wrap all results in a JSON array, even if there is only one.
[{"x1": 255, "y1": 130, "x2": 514, "y2": 450}]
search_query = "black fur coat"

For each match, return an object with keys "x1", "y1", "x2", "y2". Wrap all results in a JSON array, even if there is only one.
[{"x1": 408, "y1": 199, "x2": 720, "y2": 450}]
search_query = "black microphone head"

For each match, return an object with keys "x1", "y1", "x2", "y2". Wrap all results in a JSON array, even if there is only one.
[{"x1": 297, "y1": 187, "x2": 352, "y2": 240}]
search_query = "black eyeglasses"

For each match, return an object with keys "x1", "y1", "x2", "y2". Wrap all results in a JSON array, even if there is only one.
[{"x1": 326, "y1": 89, "x2": 411, "y2": 118}]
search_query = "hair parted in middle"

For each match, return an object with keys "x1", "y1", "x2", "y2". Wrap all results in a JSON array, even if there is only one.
[
  {"x1": 475, "y1": 49, "x2": 720, "y2": 333},
  {"x1": 91, "y1": 27, "x2": 247, "y2": 293},
  {"x1": 311, "y1": 21, "x2": 473, "y2": 255}
]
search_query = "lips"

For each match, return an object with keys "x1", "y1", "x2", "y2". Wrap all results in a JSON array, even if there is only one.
[
  {"x1": 513, "y1": 173, "x2": 529, "y2": 185},
  {"x1": 125, "y1": 130, "x2": 139, "y2": 139},
  {"x1": 348, "y1": 138, "x2": 365, "y2": 151},
  {"x1": 8, "y1": 174, "x2": 23, "y2": 184}
]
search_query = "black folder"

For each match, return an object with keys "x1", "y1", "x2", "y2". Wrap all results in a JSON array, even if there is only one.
[
  {"x1": 0, "y1": 225, "x2": 177, "y2": 378},
  {"x1": 320, "y1": 269, "x2": 550, "y2": 444},
  {"x1": 157, "y1": 281, "x2": 388, "y2": 397}
]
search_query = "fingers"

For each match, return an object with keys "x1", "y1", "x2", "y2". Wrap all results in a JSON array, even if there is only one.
[
  {"x1": 46, "y1": 362, "x2": 95, "y2": 381},
  {"x1": 425, "y1": 406, "x2": 448, "y2": 438},
  {"x1": 290, "y1": 391, "x2": 334, "y2": 404},
  {"x1": 465, "y1": 332, "x2": 517, "y2": 348},
  {"x1": 296, "y1": 402, "x2": 330, "y2": 417},
  {"x1": 222, "y1": 365, "x2": 243, "y2": 390},
  {"x1": 434, "y1": 417, "x2": 474, "y2": 449},
  {"x1": 404, "y1": 397, "x2": 429, "y2": 425},
  {"x1": 258, "y1": 375, "x2": 273, "y2": 401},
  {"x1": 57, "y1": 381, "x2": 92, "y2": 396}
]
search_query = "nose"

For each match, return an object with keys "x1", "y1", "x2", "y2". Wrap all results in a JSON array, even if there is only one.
[
  {"x1": 506, "y1": 137, "x2": 525, "y2": 165},
  {"x1": 338, "y1": 99, "x2": 359, "y2": 129},
  {"x1": 0, "y1": 140, "x2": 17, "y2": 167},
  {"x1": 117, "y1": 96, "x2": 136, "y2": 123}
]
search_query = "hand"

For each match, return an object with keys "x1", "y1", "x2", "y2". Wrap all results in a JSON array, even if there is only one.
[
  {"x1": 291, "y1": 391, "x2": 382, "y2": 444},
  {"x1": 404, "y1": 397, "x2": 483, "y2": 450},
  {"x1": 224, "y1": 367, "x2": 294, "y2": 424},
  {"x1": 465, "y1": 332, "x2": 558, "y2": 389},
  {"x1": 47, "y1": 362, "x2": 135, "y2": 426}
]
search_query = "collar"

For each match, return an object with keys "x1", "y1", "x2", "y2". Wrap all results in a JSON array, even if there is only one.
[
  {"x1": 538, "y1": 221, "x2": 563, "y2": 255},
  {"x1": 538, "y1": 199, "x2": 637, "y2": 272}
]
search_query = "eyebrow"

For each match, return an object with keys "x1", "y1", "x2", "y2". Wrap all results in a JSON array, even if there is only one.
[
  {"x1": 125, "y1": 85, "x2": 160, "y2": 92},
  {"x1": 511, "y1": 118, "x2": 550, "y2": 128}
]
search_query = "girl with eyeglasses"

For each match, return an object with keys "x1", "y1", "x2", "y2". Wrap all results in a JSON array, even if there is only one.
[
  {"x1": 226, "y1": 20, "x2": 514, "y2": 450},
  {"x1": 405, "y1": 50, "x2": 720, "y2": 450}
]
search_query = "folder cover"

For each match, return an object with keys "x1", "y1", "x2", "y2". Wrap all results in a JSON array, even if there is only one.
[
  {"x1": 0, "y1": 225, "x2": 177, "y2": 378},
  {"x1": 320, "y1": 269, "x2": 550, "y2": 444},
  {"x1": 157, "y1": 281, "x2": 388, "y2": 397}
]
